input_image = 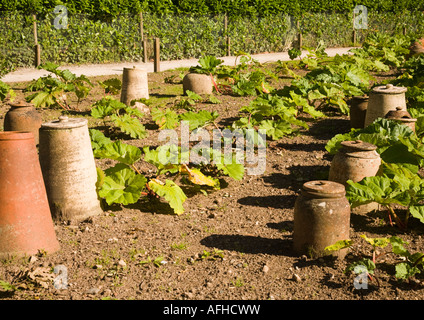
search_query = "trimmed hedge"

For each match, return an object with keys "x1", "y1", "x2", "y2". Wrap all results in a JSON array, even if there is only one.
[{"x1": 1, "y1": 0, "x2": 424, "y2": 17}]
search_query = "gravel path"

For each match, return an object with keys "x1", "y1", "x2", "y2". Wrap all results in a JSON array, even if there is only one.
[{"x1": 1, "y1": 47, "x2": 354, "y2": 83}]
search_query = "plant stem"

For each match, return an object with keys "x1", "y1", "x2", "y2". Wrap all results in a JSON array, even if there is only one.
[
  {"x1": 210, "y1": 73, "x2": 220, "y2": 93},
  {"x1": 131, "y1": 164, "x2": 142, "y2": 176},
  {"x1": 387, "y1": 206, "x2": 407, "y2": 230}
]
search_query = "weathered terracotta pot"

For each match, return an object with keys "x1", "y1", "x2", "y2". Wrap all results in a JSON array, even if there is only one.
[
  {"x1": 293, "y1": 180, "x2": 351, "y2": 259},
  {"x1": 0, "y1": 131, "x2": 60, "y2": 259},
  {"x1": 39, "y1": 116, "x2": 103, "y2": 224},
  {"x1": 182, "y1": 73, "x2": 213, "y2": 95},
  {"x1": 3, "y1": 100, "x2": 42, "y2": 145},
  {"x1": 120, "y1": 66, "x2": 149, "y2": 106},
  {"x1": 329, "y1": 140, "x2": 381, "y2": 214},
  {"x1": 329, "y1": 140, "x2": 381, "y2": 185},
  {"x1": 349, "y1": 95, "x2": 368, "y2": 129},
  {"x1": 408, "y1": 39, "x2": 424, "y2": 58},
  {"x1": 385, "y1": 106, "x2": 417, "y2": 132},
  {"x1": 364, "y1": 84, "x2": 407, "y2": 127}
]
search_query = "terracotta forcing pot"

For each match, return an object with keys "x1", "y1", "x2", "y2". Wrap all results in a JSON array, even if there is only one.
[
  {"x1": 39, "y1": 116, "x2": 103, "y2": 224},
  {"x1": 0, "y1": 131, "x2": 60, "y2": 259},
  {"x1": 182, "y1": 73, "x2": 213, "y2": 95},
  {"x1": 385, "y1": 107, "x2": 417, "y2": 132},
  {"x1": 349, "y1": 95, "x2": 368, "y2": 129},
  {"x1": 293, "y1": 180, "x2": 351, "y2": 259},
  {"x1": 3, "y1": 100, "x2": 42, "y2": 145},
  {"x1": 329, "y1": 140, "x2": 381, "y2": 214},
  {"x1": 120, "y1": 66, "x2": 149, "y2": 106},
  {"x1": 364, "y1": 84, "x2": 407, "y2": 127}
]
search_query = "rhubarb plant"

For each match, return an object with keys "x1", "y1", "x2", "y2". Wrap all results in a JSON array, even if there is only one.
[
  {"x1": 326, "y1": 235, "x2": 424, "y2": 283},
  {"x1": 233, "y1": 92, "x2": 322, "y2": 141},
  {"x1": 151, "y1": 107, "x2": 219, "y2": 131},
  {"x1": 91, "y1": 96, "x2": 148, "y2": 139},
  {"x1": 91, "y1": 129, "x2": 244, "y2": 215},
  {"x1": 325, "y1": 118, "x2": 423, "y2": 169},
  {"x1": 0, "y1": 80, "x2": 15, "y2": 102},
  {"x1": 25, "y1": 62, "x2": 93, "y2": 109},
  {"x1": 346, "y1": 162, "x2": 424, "y2": 229}
]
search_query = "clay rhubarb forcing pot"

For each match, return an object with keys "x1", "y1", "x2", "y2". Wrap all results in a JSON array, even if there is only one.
[
  {"x1": 408, "y1": 39, "x2": 424, "y2": 58},
  {"x1": 39, "y1": 116, "x2": 103, "y2": 224},
  {"x1": 329, "y1": 140, "x2": 381, "y2": 214},
  {"x1": 385, "y1": 107, "x2": 417, "y2": 132},
  {"x1": 3, "y1": 100, "x2": 42, "y2": 145},
  {"x1": 349, "y1": 95, "x2": 368, "y2": 129},
  {"x1": 364, "y1": 84, "x2": 407, "y2": 127},
  {"x1": 120, "y1": 66, "x2": 149, "y2": 106},
  {"x1": 0, "y1": 131, "x2": 60, "y2": 259},
  {"x1": 293, "y1": 180, "x2": 351, "y2": 259},
  {"x1": 182, "y1": 73, "x2": 213, "y2": 95}
]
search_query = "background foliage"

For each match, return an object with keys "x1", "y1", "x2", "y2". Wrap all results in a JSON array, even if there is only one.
[
  {"x1": 1, "y1": 0, "x2": 424, "y2": 17},
  {"x1": 1, "y1": 1, "x2": 424, "y2": 75}
]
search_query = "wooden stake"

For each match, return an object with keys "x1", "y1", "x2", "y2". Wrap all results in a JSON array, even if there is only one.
[
  {"x1": 33, "y1": 14, "x2": 40, "y2": 67},
  {"x1": 33, "y1": 14, "x2": 38, "y2": 44},
  {"x1": 139, "y1": 12, "x2": 144, "y2": 41},
  {"x1": 34, "y1": 44, "x2": 41, "y2": 67},
  {"x1": 297, "y1": 20, "x2": 302, "y2": 50},
  {"x1": 224, "y1": 14, "x2": 230, "y2": 56},
  {"x1": 154, "y1": 38, "x2": 160, "y2": 72},
  {"x1": 143, "y1": 38, "x2": 148, "y2": 63},
  {"x1": 352, "y1": 12, "x2": 356, "y2": 45}
]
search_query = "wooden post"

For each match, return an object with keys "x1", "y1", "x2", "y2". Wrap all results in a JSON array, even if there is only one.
[
  {"x1": 33, "y1": 14, "x2": 40, "y2": 67},
  {"x1": 297, "y1": 20, "x2": 302, "y2": 50},
  {"x1": 143, "y1": 39, "x2": 148, "y2": 63},
  {"x1": 224, "y1": 14, "x2": 230, "y2": 56},
  {"x1": 403, "y1": 26, "x2": 407, "y2": 36},
  {"x1": 352, "y1": 12, "x2": 357, "y2": 45},
  {"x1": 139, "y1": 12, "x2": 144, "y2": 41},
  {"x1": 34, "y1": 45, "x2": 41, "y2": 68},
  {"x1": 139, "y1": 12, "x2": 148, "y2": 63},
  {"x1": 33, "y1": 14, "x2": 38, "y2": 45},
  {"x1": 154, "y1": 38, "x2": 160, "y2": 72}
]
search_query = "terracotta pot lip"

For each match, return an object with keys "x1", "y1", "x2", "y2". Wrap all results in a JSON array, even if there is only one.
[
  {"x1": 372, "y1": 84, "x2": 407, "y2": 94},
  {"x1": 302, "y1": 180, "x2": 346, "y2": 197},
  {"x1": 9, "y1": 100, "x2": 33, "y2": 108},
  {"x1": 41, "y1": 116, "x2": 87, "y2": 129},
  {"x1": 0, "y1": 131, "x2": 34, "y2": 140},
  {"x1": 123, "y1": 66, "x2": 146, "y2": 71},
  {"x1": 341, "y1": 140, "x2": 377, "y2": 151},
  {"x1": 351, "y1": 95, "x2": 369, "y2": 99}
]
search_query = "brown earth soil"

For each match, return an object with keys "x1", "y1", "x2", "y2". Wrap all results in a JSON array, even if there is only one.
[{"x1": 0, "y1": 64, "x2": 424, "y2": 305}]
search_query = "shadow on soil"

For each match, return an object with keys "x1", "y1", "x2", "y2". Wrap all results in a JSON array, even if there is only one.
[
  {"x1": 238, "y1": 194, "x2": 296, "y2": 209},
  {"x1": 200, "y1": 234, "x2": 295, "y2": 256},
  {"x1": 305, "y1": 116, "x2": 351, "y2": 139}
]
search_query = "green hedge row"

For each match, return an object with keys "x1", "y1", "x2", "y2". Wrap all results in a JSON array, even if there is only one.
[
  {"x1": 1, "y1": 0, "x2": 424, "y2": 17},
  {"x1": 2, "y1": 10, "x2": 424, "y2": 74}
]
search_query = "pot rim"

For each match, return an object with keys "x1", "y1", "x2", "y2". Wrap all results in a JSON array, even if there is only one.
[{"x1": 0, "y1": 131, "x2": 34, "y2": 141}]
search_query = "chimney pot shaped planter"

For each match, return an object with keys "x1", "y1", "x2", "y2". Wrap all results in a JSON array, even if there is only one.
[{"x1": 0, "y1": 131, "x2": 60, "y2": 259}]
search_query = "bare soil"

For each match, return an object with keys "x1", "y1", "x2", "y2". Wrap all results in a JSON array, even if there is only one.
[{"x1": 1, "y1": 65, "x2": 424, "y2": 304}]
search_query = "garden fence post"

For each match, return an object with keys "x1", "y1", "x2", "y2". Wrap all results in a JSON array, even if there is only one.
[
  {"x1": 140, "y1": 12, "x2": 148, "y2": 62},
  {"x1": 154, "y1": 37, "x2": 160, "y2": 72},
  {"x1": 297, "y1": 20, "x2": 302, "y2": 50},
  {"x1": 224, "y1": 14, "x2": 230, "y2": 56},
  {"x1": 139, "y1": 12, "x2": 144, "y2": 41},
  {"x1": 352, "y1": 11, "x2": 357, "y2": 45},
  {"x1": 33, "y1": 13, "x2": 40, "y2": 67},
  {"x1": 143, "y1": 39, "x2": 148, "y2": 63}
]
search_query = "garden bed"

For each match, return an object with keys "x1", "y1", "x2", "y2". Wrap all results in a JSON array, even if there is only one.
[{"x1": 1, "y1": 60, "x2": 424, "y2": 303}]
